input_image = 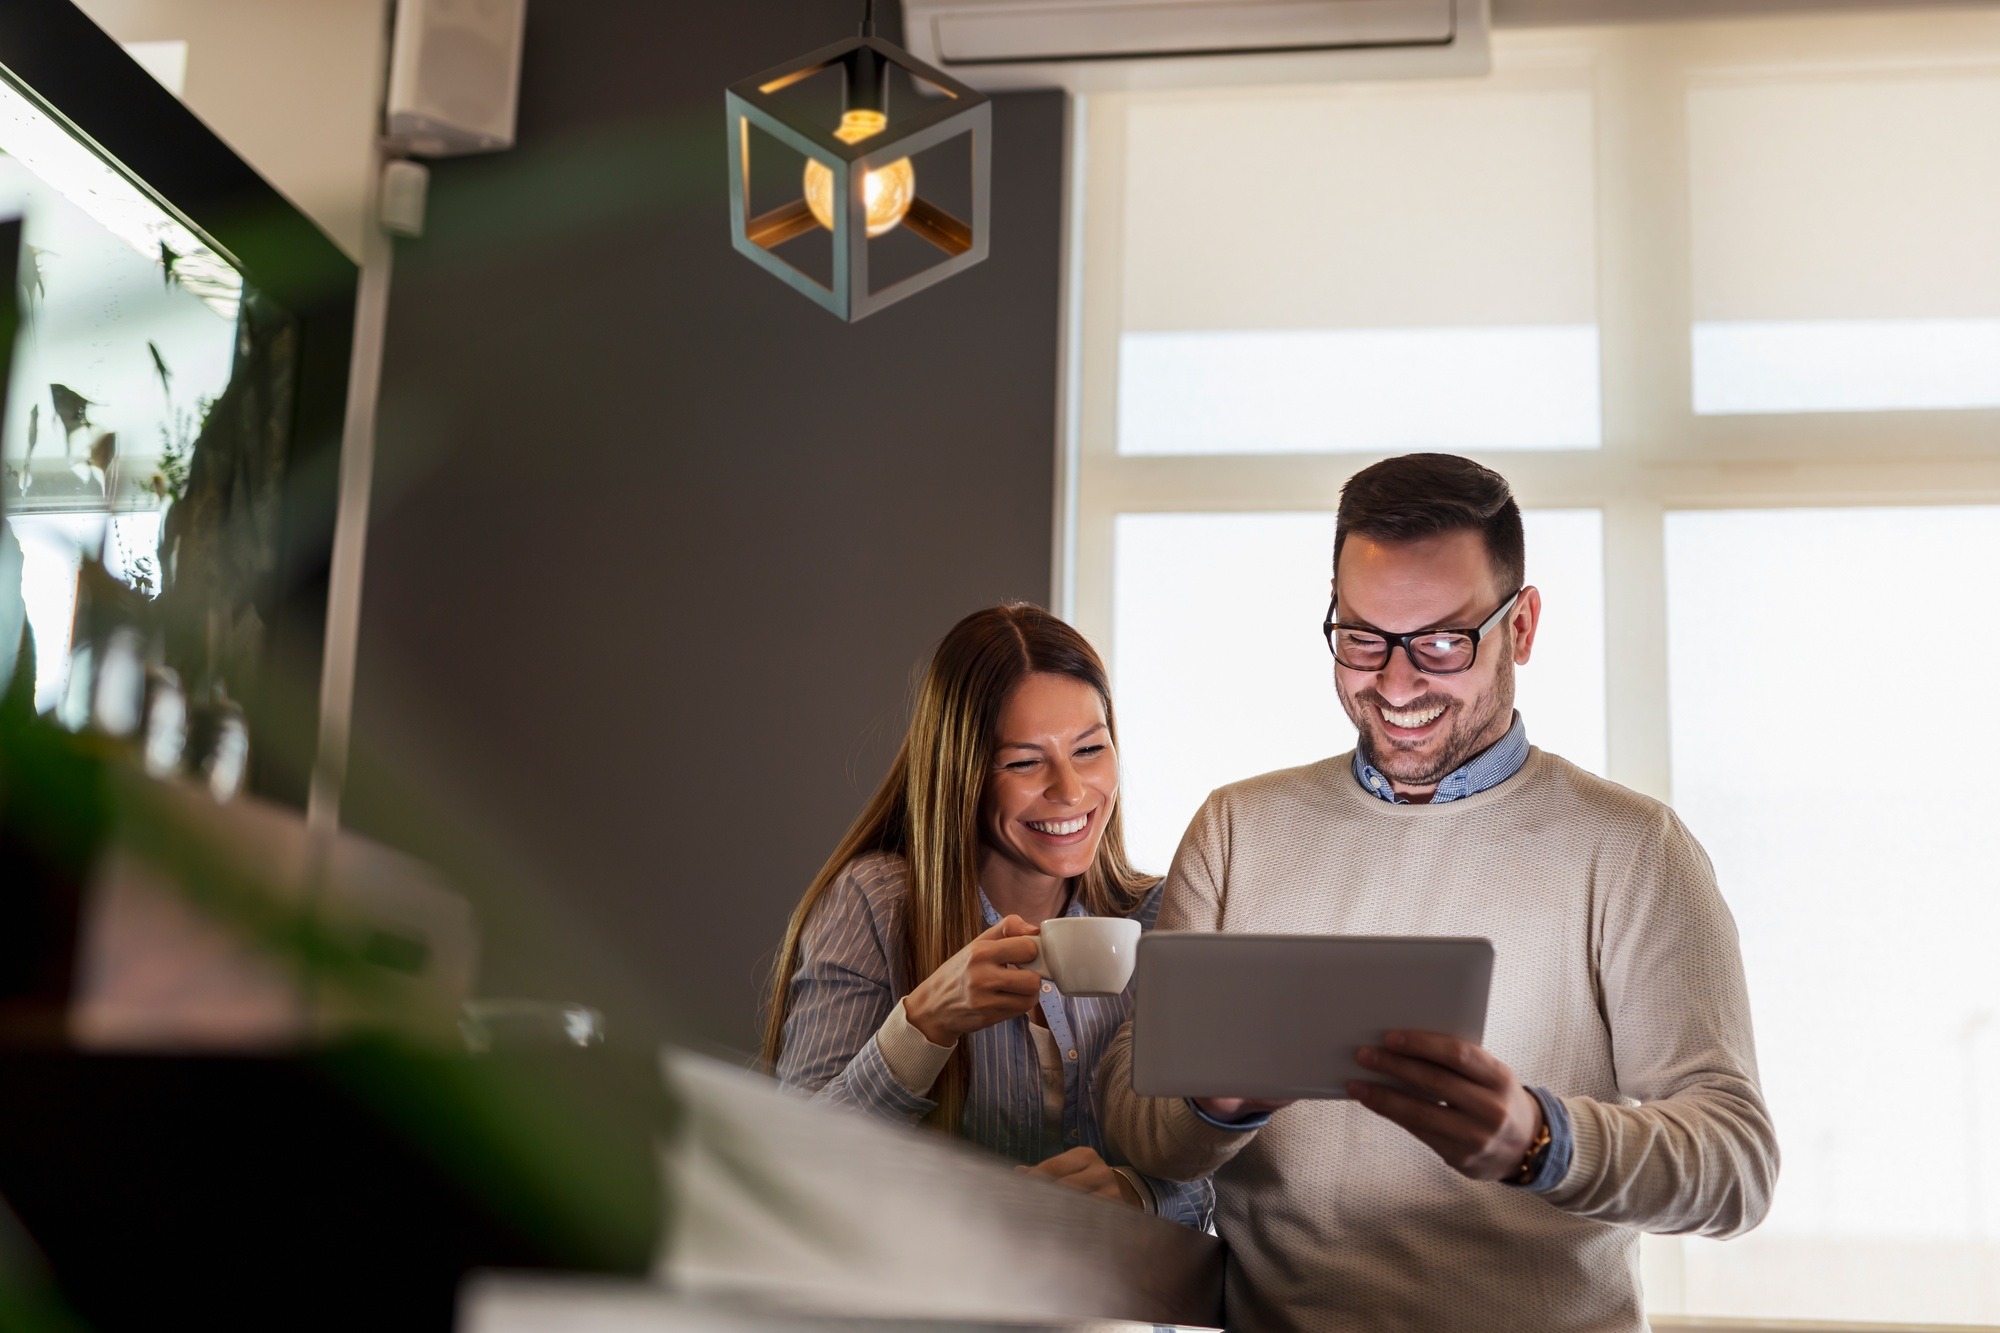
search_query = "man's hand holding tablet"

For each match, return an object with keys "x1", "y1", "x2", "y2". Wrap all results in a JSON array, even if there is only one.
[
  {"x1": 1350, "y1": 1030, "x2": 1547, "y2": 1182},
  {"x1": 1191, "y1": 1028, "x2": 1545, "y2": 1182}
]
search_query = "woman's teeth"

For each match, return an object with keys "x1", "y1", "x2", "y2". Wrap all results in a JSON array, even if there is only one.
[
  {"x1": 1028, "y1": 814, "x2": 1089, "y2": 836},
  {"x1": 1380, "y1": 702, "x2": 1446, "y2": 729}
]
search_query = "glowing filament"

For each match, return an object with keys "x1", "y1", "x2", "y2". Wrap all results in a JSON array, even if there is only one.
[{"x1": 803, "y1": 110, "x2": 915, "y2": 238}]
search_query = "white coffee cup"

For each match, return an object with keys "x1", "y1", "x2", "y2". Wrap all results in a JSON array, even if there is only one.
[{"x1": 1028, "y1": 916, "x2": 1142, "y2": 996}]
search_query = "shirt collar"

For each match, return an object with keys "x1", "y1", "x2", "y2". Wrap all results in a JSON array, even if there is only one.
[
  {"x1": 1353, "y1": 711, "x2": 1529, "y2": 805},
  {"x1": 978, "y1": 885, "x2": 1089, "y2": 928}
]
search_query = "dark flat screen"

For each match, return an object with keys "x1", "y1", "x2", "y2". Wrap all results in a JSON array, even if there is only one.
[{"x1": 1132, "y1": 932, "x2": 1493, "y2": 1100}]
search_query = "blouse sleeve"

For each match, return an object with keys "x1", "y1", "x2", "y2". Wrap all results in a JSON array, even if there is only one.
[
  {"x1": 773, "y1": 858, "x2": 940, "y2": 1125},
  {"x1": 1141, "y1": 1172, "x2": 1216, "y2": 1231}
]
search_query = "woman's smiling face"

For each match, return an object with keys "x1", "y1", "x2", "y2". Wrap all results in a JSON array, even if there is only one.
[{"x1": 979, "y1": 672, "x2": 1119, "y2": 891}]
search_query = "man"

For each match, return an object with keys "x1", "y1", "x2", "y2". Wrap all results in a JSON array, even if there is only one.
[{"x1": 1101, "y1": 453, "x2": 1776, "y2": 1332}]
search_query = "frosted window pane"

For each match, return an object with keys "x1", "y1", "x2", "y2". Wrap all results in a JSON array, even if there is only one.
[
  {"x1": 1665, "y1": 507, "x2": 2000, "y2": 1325},
  {"x1": 1693, "y1": 319, "x2": 2000, "y2": 415},
  {"x1": 1689, "y1": 71, "x2": 2000, "y2": 414},
  {"x1": 1122, "y1": 83, "x2": 1598, "y2": 332},
  {"x1": 1115, "y1": 71, "x2": 1601, "y2": 454},
  {"x1": 1112, "y1": 510, "x2": 1605, "y2": 874},
  {"x1": 1118, "y1": 327, "x2": 1601, "y2": 455}
]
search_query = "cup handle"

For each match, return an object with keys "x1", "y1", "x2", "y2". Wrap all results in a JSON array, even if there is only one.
[{"x1": 1025, "y1": 942, "x2": 1050, "y2": 979}]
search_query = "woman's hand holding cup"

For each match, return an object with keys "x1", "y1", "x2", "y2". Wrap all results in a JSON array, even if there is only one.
[
  {"x1": 904, "y1": 916, "x2": 1043, "y2": 1046},
  {"x1": 1018, "y1": 1146, "x2": 1141, "y2": 1207}
]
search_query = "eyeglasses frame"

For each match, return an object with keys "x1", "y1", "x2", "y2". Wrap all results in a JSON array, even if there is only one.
[{"x1": 1322, "y1": 586, "x2": 1527, "y2": 676}]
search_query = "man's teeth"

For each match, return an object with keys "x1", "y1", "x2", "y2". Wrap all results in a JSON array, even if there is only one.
[
  {"x1": 1028, "y1": 814, "x2": 1089, "y2": 836},
  {"x1": 1380, "y1": 702, "x2": 1446, "y2": 729}
]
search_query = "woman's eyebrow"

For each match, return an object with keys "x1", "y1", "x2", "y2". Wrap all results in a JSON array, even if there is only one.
[{"x1": 996, "y1": 725, "x2": 1105, "y2": 753}]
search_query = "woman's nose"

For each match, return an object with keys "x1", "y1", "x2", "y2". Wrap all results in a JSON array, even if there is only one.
[{"x1": 1045, "y1": 759, "x2": 1085, "y2": 805}]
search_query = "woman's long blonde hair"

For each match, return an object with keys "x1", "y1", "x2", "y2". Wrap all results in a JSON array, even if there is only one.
[{"x1": 761, "y1": 603, "x2": 1155, "y2": 1132}]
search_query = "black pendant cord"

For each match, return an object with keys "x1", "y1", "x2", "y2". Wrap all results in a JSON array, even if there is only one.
[{"x1": 852, "y1": 0, "x2": 885, "y2": 111}]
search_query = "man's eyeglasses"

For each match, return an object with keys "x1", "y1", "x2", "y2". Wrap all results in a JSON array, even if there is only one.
[{"x1": 1323, "y1": 587, "x2": 1525, "y2": 675}]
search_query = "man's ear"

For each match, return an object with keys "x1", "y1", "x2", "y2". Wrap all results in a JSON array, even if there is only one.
[{"x1": 1511, "y1": 586, "x2": 1543, "y2": 665}]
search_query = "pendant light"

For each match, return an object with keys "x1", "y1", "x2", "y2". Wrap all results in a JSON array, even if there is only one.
[{"x1": 726, "y1": 0, "x2": 990, "y2": 321}]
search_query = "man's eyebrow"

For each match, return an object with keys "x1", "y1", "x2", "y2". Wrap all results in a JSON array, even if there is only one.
[{"x1": 1338, "y1": 610, "x2": 1477, "y2": 634}]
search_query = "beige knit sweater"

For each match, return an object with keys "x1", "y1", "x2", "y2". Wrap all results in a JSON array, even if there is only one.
[{"x1": 1100, "y1": 748, "x2": 1777, "y2": 1333}]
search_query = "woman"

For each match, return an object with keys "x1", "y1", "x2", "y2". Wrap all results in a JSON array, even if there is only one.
[{"x1": 763, "y1": 604, "x2": 1210, "y2": 1227}]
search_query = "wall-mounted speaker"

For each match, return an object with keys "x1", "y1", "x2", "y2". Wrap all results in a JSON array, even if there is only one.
[{"x1": 385, "y1": 0, "x2": 529, "y2": 156}]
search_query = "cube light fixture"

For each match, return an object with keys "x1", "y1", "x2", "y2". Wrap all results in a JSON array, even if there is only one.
[{"x1": 726, "y1": 9, "x2": 990, "y2": 322}]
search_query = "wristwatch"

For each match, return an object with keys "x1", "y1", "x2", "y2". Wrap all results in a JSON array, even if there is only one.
[{"x1": 1511, "y1": 1115, "x2": 1553, "y2": 1186}]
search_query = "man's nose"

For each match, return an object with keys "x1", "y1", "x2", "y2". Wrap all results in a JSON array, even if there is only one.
[{"x1": 1377, "y1": 643, "x2": 1433, "y2": 702}]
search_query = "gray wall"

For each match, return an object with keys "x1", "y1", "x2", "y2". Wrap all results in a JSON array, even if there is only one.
[{"x1": 345, "y1": 2, "x2": 1066, "y2": 1056}]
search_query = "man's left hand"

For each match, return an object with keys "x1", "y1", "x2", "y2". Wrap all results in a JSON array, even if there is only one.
[{"x1": 1349, "y1": 1030, "x2": 1544, "y2": 1182}]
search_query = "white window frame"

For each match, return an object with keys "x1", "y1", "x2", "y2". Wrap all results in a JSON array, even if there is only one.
[
  {"x1": 1054, "y1": 13, "x2": 2000, "y2": 1331},
  {"x1": 1060, "y1": 12, "x2": 2000, "y2": 807}
]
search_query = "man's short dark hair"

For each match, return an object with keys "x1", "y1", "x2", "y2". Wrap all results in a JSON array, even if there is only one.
[{"x1": 1334, "y1": 453, "x2": 1525, "y2": 595}]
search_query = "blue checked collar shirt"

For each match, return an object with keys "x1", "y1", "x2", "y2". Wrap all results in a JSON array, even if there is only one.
[
  {"x1": 1352, "y1": 710, "x2": 1531, "y2": 805},
  {"x1": 1191, "y1": 711, "x2": 1576, "y2": 1193},
  {"x1": 773, "y1": 853, "x2": 1214, "y2": 1229}
]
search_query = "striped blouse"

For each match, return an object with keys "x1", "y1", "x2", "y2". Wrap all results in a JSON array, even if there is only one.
[{"x1": 773, "y1": 851, "x2": 1214, "y2": 1230}]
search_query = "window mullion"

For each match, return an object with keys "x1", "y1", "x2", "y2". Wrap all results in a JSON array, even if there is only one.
[
  {"x1": 1594, "y1": 29, "x2": 1685, "y2": 807},
  {"x1": 1601, "y1": 495, "x2": 1673, "y2": 804}
]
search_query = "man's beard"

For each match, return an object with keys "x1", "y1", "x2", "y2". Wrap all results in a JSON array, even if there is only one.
[{"x1": 1339, "y1": 654, "x2": 1514, "y2": 790}]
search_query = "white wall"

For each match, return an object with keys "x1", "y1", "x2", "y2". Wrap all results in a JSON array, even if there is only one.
[{"x1": 69, "y1": 0, "x2": 391, "y2": 261}]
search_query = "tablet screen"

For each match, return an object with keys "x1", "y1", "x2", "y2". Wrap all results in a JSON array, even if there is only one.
[{"x1": 1131, "y1": 933, "x2": 1493, "y2": 1100}]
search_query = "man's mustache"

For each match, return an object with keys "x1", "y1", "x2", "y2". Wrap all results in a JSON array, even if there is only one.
[{"x1": 1355, "y1": 689, "x2": 1457, "y2": 717}]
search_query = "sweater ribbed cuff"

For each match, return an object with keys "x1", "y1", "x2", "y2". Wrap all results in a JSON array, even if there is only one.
[
  {"x1": 1188, "y1": 1098, "x2": 1275, "y2": 1132},
  {"x1": 875, "y1": 998, "x2": 956, "y2": 1096},
  {"x1": 1152, "y1": 1093, "x2": 1267, "y2": 1177}
]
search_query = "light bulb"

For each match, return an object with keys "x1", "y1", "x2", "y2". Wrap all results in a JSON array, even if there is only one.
[{"x1": 803, "y1": 109, "x2": 915, "y2": 239}]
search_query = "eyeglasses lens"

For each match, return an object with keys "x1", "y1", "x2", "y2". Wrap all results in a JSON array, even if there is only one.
[
  {"x1": 1411, "y1": 634, "x2": 1475, "y2": 672},
  {"x1": 1332, "y1": 630, "x2": 1476, "y2": 674},
  {"x1": 1333, "y1": 630, "x2": 1390, "y2": 670}
]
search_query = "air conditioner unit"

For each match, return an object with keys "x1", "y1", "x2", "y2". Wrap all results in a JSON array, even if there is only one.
[{"x1": 901, "y1": 0, "x2": 1489, "y2": 92}]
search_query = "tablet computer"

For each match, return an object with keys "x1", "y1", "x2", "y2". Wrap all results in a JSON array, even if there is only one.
[{"x1": 1131, "y1": 933, "x2": 1494, "y2": 1100}]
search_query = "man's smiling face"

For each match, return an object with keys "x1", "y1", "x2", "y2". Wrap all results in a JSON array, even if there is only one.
[{"x1": 1332, "y1": 529, "x2": 1540, "y2": 802}]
